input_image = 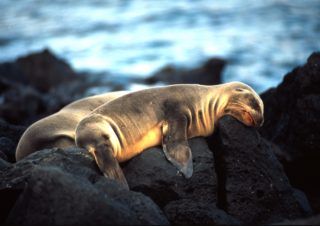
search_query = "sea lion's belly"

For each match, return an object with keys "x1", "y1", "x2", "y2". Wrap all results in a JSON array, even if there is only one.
[
  {"x1": 116, "y1": 122, "x2": 162, "y2": 162},
  {"x1": 103, "y1": 97, "x2": 164, "y2": 162}
]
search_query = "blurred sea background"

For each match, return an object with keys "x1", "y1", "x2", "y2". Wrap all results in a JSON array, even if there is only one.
[{"x1": 0, "y1": 0, "x2": 319, "y2": 93}]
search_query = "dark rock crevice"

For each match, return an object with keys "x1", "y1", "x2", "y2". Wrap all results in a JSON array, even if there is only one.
[
  {"x1": 131, "y1": 183, "x2": 180, "y2": 209},
  {"x1": 0, "y1": 188, "x2": 23, "y2": 224},
  {"x1": 207, "y1": 129, "x2": 227, "y2": 212}
]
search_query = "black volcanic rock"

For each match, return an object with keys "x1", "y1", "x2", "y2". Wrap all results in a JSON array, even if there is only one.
[
  {"x1": 207, "y1": 116, "x2": 311, "y2": 225},
  {"x1": 164, "y1": 200, "x2": 240, "y2": 225},
  {"x1": 260, "y1": 52, "x2": 320, "y2": 213},
  {"x1": 0, "y1": 50, "x2": 94, "y2": 125},
  {"x1": 0, "y1": 105, "x2": 315, "y2": 225},
  {"x1": 0, "y1": 137, "x2": 15, "y2": 162},
  {"x1": 0, "y1": 147, "x2": 169, "y2": 225},
  {"x1": 123, "y1": 121, "x2": 311, "y2": 225},
  {"x1": 0, "y1": 119, "x2": 26, "y2": 162},
  {"x1": 0, "y1": 84, "x2": 45, "y2": 125},
  {"x1": 0, "y1": 119, "x2": 25, "y2": 144},
  {"x1": 0, "y1": 157, "x2": 11, "y2": 170},
  {"x1": 123, "y1": 138, "x2": 239, "y2": 225},
  {"x1": 0, "y1": 49, "x2": 76, "y2": 92},
  {"x1": 273, "y1": 214, "x2": 320, "y2": 225},
  {"x1": 145, "y1": 58, "x2": 225, "y2": 85}
]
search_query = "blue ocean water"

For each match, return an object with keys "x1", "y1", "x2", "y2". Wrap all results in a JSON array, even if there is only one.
[{"x1": 0, "y1": 0, "x2": 319, "y2": 93}]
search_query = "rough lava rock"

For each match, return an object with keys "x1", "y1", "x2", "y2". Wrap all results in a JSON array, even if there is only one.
[
  {"x1": 0, "y1": 157, "x2": 11, "y2": 170},
  {"x1": 206, "y1": 116, "x2": 311, "y2": 225},
  {"x1": 0, "y1": 147, "x2": 169, "y2": 225},
  {"x1": 145, "y1": 58, "x2": 225, "y2": 85},
  {"x1": 260, "y1": 52, "x2": 320, "y2": 213},
  {"x1": 123, "y1": 119, "x2": 311, "y2": 225},
  {"x1": 123, "y1": 138, "x2": 239, "y2": 225}
]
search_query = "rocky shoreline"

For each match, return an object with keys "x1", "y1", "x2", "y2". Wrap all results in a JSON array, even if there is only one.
[{"x1": 0, "y1": 50, "x2": 319, "y2": 225}]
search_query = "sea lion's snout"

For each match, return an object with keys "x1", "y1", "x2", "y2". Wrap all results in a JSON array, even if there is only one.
[
  {"x1": 239, "y1": 97, "x2": 264, "y2": 127},
  {"x1": 247, "y1": 110, "x2": 264, "y2": 127},
  {"x1": 223, "y1": 82, "x2": 264, "y2": 127},
  {"x1": 248, "y1": 96, "x2": 264, "y2": 127}
]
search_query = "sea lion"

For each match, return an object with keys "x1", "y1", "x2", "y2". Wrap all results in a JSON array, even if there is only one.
[
  {"x1": 15, "y1": 91, "x2": 129, "y2": 161},
  {"x1": 75, "y1": 82, "x2": 264, "y2": 189}
]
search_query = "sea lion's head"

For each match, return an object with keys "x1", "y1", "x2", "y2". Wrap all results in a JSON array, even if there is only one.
[{"x1": 222, "y1": 82, "x2": 264, "y2": 127}]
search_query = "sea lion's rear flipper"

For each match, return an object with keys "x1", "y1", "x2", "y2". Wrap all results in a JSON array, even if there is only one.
[
  {"x1": 89, "y1": 144, "x2": 129, "y2": 190},
  {"x1": 161, "y1": 116, "x2": 193, "y2": 178}
]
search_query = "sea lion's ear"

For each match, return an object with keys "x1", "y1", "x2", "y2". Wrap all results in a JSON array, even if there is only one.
[{"x1": 161, "y1": 118, "x2": 193, "y2": 178}]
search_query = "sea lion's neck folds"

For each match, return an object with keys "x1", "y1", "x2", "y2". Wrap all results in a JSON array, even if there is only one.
[
  {"x1": 186, "y1": 87, "x2": 226, "y2": 138},
  {"x1": 205, "y1": 87, "x2": 228, "y2": 136}
]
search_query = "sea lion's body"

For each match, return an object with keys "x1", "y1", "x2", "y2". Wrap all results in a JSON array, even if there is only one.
[
  {"x1": 77, "y1": 85, "x2": 222, "y2": 162},
  {"x1": 75, "y1": 82, "x2": 264, "y2": 188},
  {"x1": 16, "y1": 91, "x2": 129, "y2": 160},
  {"x1": 16, "y1": 82, "x2": 264, "y2": 189}
]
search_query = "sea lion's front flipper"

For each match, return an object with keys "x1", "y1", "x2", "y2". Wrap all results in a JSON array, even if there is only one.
[
  {"x1": 89, "y1": 144, "x2": 129, "y2": 190},
  {"x1": 76, "y1": 115, "x2": 129, "y2": 189},
  {"x1": 161, "y1": 116, "x2": 193, "y2": 178}
]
